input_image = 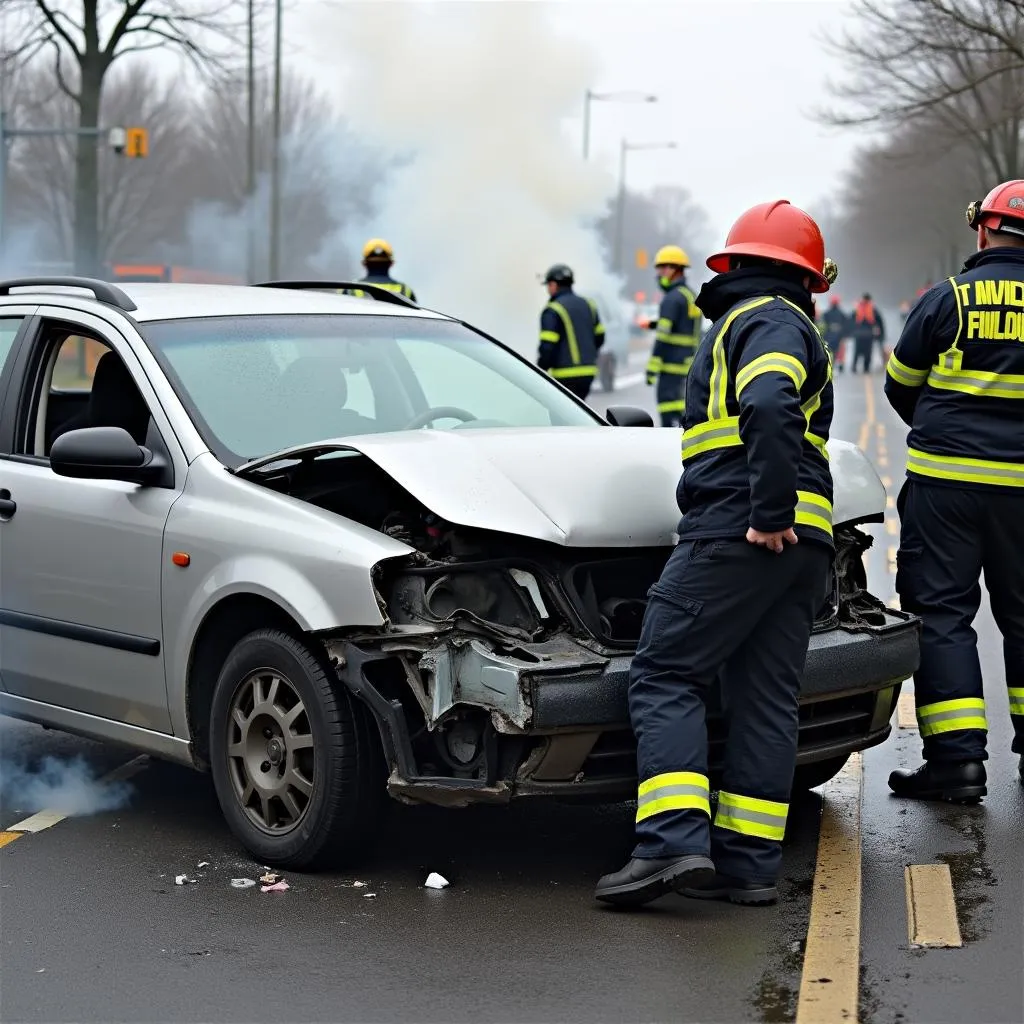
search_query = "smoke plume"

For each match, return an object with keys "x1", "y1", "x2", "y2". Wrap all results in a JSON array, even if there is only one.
[
  {"x1": 308, "y1": 0, "x2": 622, "y2": 357},
  {"x1": 0, "y1": 755, "x2": 135, "y2": 817}
]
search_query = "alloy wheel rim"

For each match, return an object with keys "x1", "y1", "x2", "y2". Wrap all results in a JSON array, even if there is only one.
[{"x1": 226, "y1": 670, "x2": 315, "y2": 835}]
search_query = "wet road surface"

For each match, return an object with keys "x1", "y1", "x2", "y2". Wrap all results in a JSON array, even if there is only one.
[{"x1": 2, "y1": 352, "x2": 1022, "y2": 1023}]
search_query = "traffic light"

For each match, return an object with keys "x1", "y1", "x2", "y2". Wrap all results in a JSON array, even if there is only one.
[
  {"x1": 125, "y1": 126, "x2": 148, "y2": 158},
  {"x1": 635, "y1": 248, "x2": 648, "y2": 269}
]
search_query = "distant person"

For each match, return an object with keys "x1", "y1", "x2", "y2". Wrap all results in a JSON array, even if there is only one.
[
  {"x1": 348, "y1": 239, "x2": 417, "y2": 302},
  {"x1": 819, "y1": 294, "x2": 849, "y2": 373},
  {"x1": 645, "y1": 245, "x2": 702, "y2": 426},
  {"x1": 850, "y1": 293, "x2": 884, "y2": 373},
  {"x1": 537, "y1": 264, "x2": 604, "y2": 400}
]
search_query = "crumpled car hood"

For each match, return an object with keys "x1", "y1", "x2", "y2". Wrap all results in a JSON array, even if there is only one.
[{"x1": 238, "y1": 426, "x2": 886, "y2": 548}]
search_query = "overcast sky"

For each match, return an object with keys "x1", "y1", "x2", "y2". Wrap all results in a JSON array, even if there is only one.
[{"x1": 289, "y1": 0, "x2": 868, "y2": 244}]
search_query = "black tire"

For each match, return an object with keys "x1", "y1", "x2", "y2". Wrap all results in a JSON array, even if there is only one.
[
  {"x1": 208, "y1": 628, "x2": 383, "y2": 870},
  {"x1": 792, "y1": 754, "x2": 850, "y2": 793},
  {"x1": 599, "y1": 353, "x2": 616, "y2": 393}
]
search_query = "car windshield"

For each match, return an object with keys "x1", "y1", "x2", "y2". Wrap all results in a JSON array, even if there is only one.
[{"x1": 141, "y1": 313, "x2": 602, "y2": 464}]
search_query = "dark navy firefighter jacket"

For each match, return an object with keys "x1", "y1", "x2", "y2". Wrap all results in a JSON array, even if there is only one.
[
  {"x1": 537, "y1": 286, "x2": 605, "y2": 381},
  {"x1": 884, "y1": 247, "x2": 1024, "y2": 489},
  {"x1": 678, "y1": 268, "x2": 835, "y2": 548}
]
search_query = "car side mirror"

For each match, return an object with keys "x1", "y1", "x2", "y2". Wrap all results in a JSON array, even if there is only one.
[
  {"x1": 50, "y1": 426, "x2": 165, "y2": 485},
  {"x1": 605, "y1": 406, "x2": 654, "y2": 428}
]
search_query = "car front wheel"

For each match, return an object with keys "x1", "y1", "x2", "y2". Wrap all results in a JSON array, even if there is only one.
[{"x1": 209, "y1": 628, "x2": 381, "y2": 870}]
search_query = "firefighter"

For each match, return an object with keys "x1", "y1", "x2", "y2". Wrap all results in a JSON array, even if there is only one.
[
  {"x1": 348, "y1": 238, "x2": 417, "y2": 301},
  {"x1": 537, "y1": 264, "x2": 604, "y2": 400},
  {"x1": 645, "y1": 245, "x2": 702, "y2": 426},
  {"x1": 595, "y1": 200, "x2": 836, "y2": 908},
  {"x1": 850, "y1": 292, "x2": 884, "y2": 372},
  {"x1": 885, "y1": 179, "x2": 1024, "y2": 800},
  {"x1": 819, "y1": 294, "x2": 848, "y2": 372}
]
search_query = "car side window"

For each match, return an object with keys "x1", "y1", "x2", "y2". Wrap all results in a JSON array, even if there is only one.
[
  {"x1": 0, "y1": 316, "x2": 23, "y2": 373},
  {"x1": 15, "y1": 325, "x2": 153, "y2": 459}
]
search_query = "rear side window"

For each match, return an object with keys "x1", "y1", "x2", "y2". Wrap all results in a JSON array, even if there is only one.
[{"x1": 0, "y1": 316, "x2": 23, "y2": 373}]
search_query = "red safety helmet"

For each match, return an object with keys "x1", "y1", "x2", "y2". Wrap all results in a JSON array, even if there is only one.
[
  {"x1": 707, "y1": 199, "x2": 835, "y2": 293},
  {"x1": 966, "y1": 180, "x2": 1024, "y2": 236}
]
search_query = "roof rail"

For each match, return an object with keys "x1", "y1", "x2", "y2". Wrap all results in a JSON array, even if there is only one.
[
  {"x1": 0, "y1": 276, "x2": 138, "y2": 312},
  {"x1": 253, "y1": 280, "x2": 419, "y2": 309}
]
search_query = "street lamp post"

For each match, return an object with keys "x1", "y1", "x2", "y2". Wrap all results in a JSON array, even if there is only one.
[
  {"x1": 582, "y1": 89, "x2": 658, "y2": 160},
  {"x1": 268, "y1": 0, "x2": 283, "y2": 279},
  {"x1": 613, "y1": 139, "x2": 678, "y2": 274}
]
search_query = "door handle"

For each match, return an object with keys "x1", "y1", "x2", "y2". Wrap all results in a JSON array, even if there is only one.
[{"x1": 0, "y1": 489, "x2": 16, "y2": 519}]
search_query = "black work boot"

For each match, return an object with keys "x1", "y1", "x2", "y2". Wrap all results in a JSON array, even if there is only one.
[
  {"x1": 888, "y1": 760, "x2": 986, "y2": 803},
  {"x1": 679, "y1": 872, "x2": 777, "y2": 907},
  {"x1": 594, "y1": 855, "x2": 715, "y2": 907}
]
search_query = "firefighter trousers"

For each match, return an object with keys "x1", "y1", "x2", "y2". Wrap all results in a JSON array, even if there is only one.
[
  {"x1": 628, "y1": 538, "x2": 831, "y2": 883},
  {"x1": 895, "y1": 480, "x2": 1024, "y2": 762},
  {"x1": 655, "y1": 374, "x2": 686, "y2": 427},
  {"x1": 561, "y1": 377, "x2": 593, "y2": 401},
  {"x1": 852, "y1": 338, "x2": 873, "y2": 373}
]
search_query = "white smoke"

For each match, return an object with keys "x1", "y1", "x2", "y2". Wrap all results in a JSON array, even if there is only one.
[
  {"x1": 0, "y1": 755, "x2": 135, "y2": 817},
  {"x1": 308, "y1": 0, "x2": 623, "y2": 357}
]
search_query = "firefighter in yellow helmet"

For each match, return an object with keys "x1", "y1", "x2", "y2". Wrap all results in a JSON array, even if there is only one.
[
  {"x1": 349, "y1": 238, "x2": 417, "y2": 302},
  {"x1": 645, "y1": 245, "x2": 702, "y2": 426}
]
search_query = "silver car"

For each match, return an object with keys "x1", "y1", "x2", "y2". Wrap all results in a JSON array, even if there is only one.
[{"x1": 0, "y1": 277, "x2": 920, "y2": 870}]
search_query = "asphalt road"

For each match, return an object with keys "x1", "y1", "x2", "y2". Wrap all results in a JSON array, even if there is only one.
[{"x1": 2, "y1": 349, "x2": 1022, "y2": 1024}]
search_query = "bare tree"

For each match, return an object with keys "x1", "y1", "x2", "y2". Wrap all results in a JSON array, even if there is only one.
[
  {"x1": 4, "y1": 62, "x2": 199, "y2": 266},
  {"x1": 819, "y1": 0, "x2": 1024, "y2": 180},
  {"x1": 2, "y1": 0, "x2": 253, "y2": 274}
]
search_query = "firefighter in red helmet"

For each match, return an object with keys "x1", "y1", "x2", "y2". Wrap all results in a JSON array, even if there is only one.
[
  {"x1": 596, "y1": 200, "x2": 836, "y2": 908},
  {"x1": 885, "y1": 179, "x2": 1024, "y2": 800}
]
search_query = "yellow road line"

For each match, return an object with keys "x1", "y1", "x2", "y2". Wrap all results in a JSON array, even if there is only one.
[
  {"x1": 796, "y1": 752, "x2": 863, "y2": 1024},
  {"x1": 886, "y1": 495, "x2": 895, "y2": 510},
  {"x1": 4, "y1": 755, "x2": 150, "y2": 836},
  {"x1": 888, "y1": 596, "x2": 902, "y2": 610},
  {"x1": 875, "y1": 422, "x2": 884, "y2": 438},
  {"x1": 877, "y1": 454, "x2": 889, "y2": 468},
  {"x1": 897, "y1": 692, "x2": 918, "y2": 729},
  {"x1": 0, "y1": 831, "x2": 24, "y2": 849},
  {"x1": 881, "y1": 475, "x2": 892, "y2": 489},
  {"x1": 857, "y1": 421, "x2": 869, "y2": 452},
  {"x1": 864, "y1": 374, "x2": 875, "y2": 427},
  {"x1": 887, "y1": 545, "x2": 898, "y2": 572},
  {"x1": 886, "y1": 518, "x2": 899, "y2": 536},
  {"x1": 905, "y1": 864, "x2": 963, "y2": 948}
]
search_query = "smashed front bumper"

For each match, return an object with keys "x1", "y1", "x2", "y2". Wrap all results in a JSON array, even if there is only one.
[{"x1": 325, "y1": 609, "x2": 921, "y2": 808}]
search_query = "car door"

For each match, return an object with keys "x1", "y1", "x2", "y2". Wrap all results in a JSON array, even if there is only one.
[
  {"x1": 0, "y1": 308, "x2": 182, "y2": 733},
  {"x1": 0, "y1": 309, "x2": 38, "y2": 693}
]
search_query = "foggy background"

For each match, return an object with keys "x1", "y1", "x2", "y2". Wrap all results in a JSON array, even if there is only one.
[{"x1": 1, "y1": 0, "x2": 1022, "y2": 350}]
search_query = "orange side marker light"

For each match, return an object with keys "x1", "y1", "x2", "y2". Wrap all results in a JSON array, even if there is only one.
[{"x1": 172, "y1": 552, "x2": 191, "y2": 567}]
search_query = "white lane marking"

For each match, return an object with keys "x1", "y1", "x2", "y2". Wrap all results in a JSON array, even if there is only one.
[
  {"x1": 5, "y1": 755, "x2": 150, "y2": 835},
  {"x1": 897, "y1": 692, "x2": 918, "y2": 729},
  {"x1": 905, "y1": 864, "x2": 963, "y2": 948},
  {"x1": 796, "y1": 752, "x2": 863, "y2": 1024},
  {"x1": 614, "y1": 371, "x2": 646, "y2": 390}
]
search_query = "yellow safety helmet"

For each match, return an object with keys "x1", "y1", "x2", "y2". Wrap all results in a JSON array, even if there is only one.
[
  {"x1": 362, "y1": 237, "x2": 394, "y2": 261},
  {"x1": 654, "y1": 245, "x2": 690, "y2": 268}
]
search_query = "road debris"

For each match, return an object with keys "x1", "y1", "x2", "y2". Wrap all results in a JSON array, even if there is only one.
[
  {"x1": 230, "y1": 878, "x2": 256, "y2": 889},
  {"x1": 174, "y1": 874, "x2": 196, "y2": 886},
  {"x1": 197, "y1": 861, "x2": 210, "y2": 869},
  {"x1": 259, "y1": 872, "x2": 279, "y2": 884},
  {"x1": 362, "y1": 892, "x2": 377, "y2": 899},
  {"x1": 424, "y1": 872, "x2": 450, "y2": 890},
  {"x1": 261, "y1": 879, "x2": 290, "y2": 893}
]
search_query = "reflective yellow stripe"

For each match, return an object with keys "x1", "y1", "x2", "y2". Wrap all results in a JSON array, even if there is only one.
[
  {"x1": 926, "y1": 364, "x2": 1024, "y2": 398},
  {"x1": 887, "y1": 353, "x2": 930, "y2": 387},
  {"x1": 708, "y1": 297, "x2": 775, "y2": 420},
  {"x1": 657, "y1": 399, "x2": 686, "y2": 413},
  {"x1": 547, "y1": 301, "x2": 581, "y2": 366},
  {"x1": 539, "y1": 330, "x2": 560, "y2": 343},
  {"x1": 659, "y1": 362, "x2": 692, "y2": 375},
  {"x1": 657, "y1": 317, "x2": 673, "y2": 331},
  {"x1": 917, "y1": 697, "x2": 988, "y2": 737},
  {"x1": 735, "y1": 351, "x2": 808, "y2": 396},
  {"x1": 646, "y1": 356, "x2": 663, "y2": 374},
  {"x1": 1008, "y1": 687, "x2": 1024, "y2": 716},
  {"x1": 595, "y1": 323, "x2": 606, "y2": 335},
  {"x1": 636, "y1": 771, "x2": 711, "y2": 823},
  {"x1": 681, "y1": 416, "x2": 744, "y2": 459},
  {"x1": 715, "y1": 791, "x2": 789, "y2": 842},
  {"x1": 907, "y1": 448, "x2": 1024, "y2": 488},
  {"x1": 681, "y1": 417, "x2": 828, "y2": 464},
  {"x1": 656, "y1": 332, "x2": 700, "y2": 346},
  {"x1": 795, "y1": 490, "x2": 833, "y2": 536},
  {"x1": 550, "y1": 365, "x2": 596, "y2": 379}
]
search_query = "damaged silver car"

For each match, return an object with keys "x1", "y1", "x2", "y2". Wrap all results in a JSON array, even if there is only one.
[{"x1": 0, "y1": 277, "x2": 920, "y2": 869}]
